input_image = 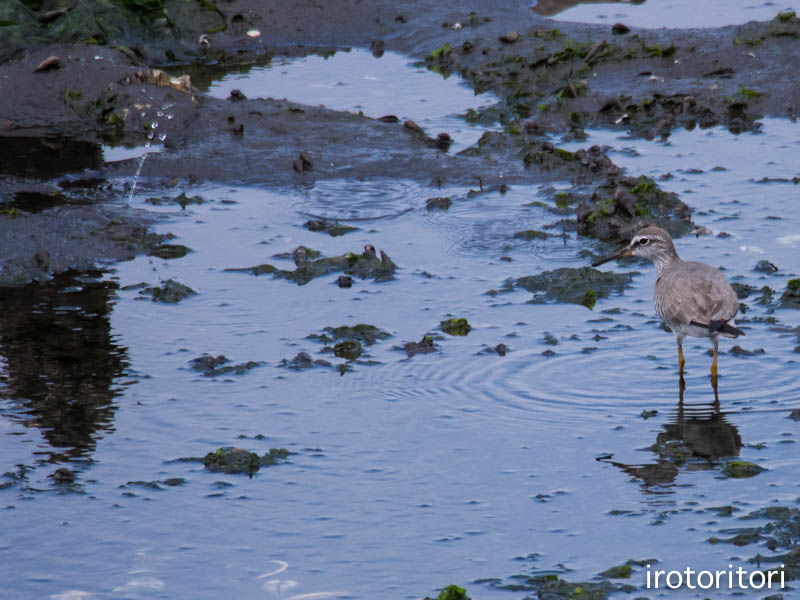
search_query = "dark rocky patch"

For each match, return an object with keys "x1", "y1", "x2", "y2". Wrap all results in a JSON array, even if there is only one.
[
  {"x1": 202, "y1": 446, "x2": 291, "y2": 476},
  {"x1": 729, "y1": 345, "x2": 766, "y2": 357},
  {"x1": 577, "y1": 175, "x2": 693, "y2": 242},
  {"x1": 225, "y1": 245, "x2": 396, "y2": 285},
  {"x1": 708, "y1": 505, "x2": 800, "y2": 582},
  {"x1": 426, "y1": 196, "x2": 452, "y2": 211},
  {"x1": 755, "y1": 260, "x2": 779, "y2": 274},
  {"x1": 731, "y1": 282, "x2": 759, "y2": 298},
  {"x1": 398, "y1": 334, "x2": 440, "y2": 357},
  {"x1": 779, "y1": 279, "x2": 800, "y2": 308},
  {"x1": 304, "y1": 219, "x2": 359, "y2": 236},
  {"x1": 139, "y1": 278, "x2": 197, "y2": 303},
  {"x1": 477, "y1": 572, "x2": 636, "y2": 597},
  {"x1": 145, "y1": 192, "x2": 205, "y2": 209},
  {"x1": 513, "y1": 229, "x2": 548, "y2": 241},
  {"x1": 189, "y1": 354, "x2": 262, "y2": 376},
  {"x1": 506, "y1": 266, "x2": 633, "y2": 309},
  {"x1": 309, "y1": 324, "x2": 391, "y2": 346},
  {"x1": 281, "y1": 351, "x2": 332, "y2": 370},
  {"x1": 334, "y1": 340, "x2": 362, "y2": 360},
  {"x1": 148, "y1": 243, "x2": 191, "y2": 259}
]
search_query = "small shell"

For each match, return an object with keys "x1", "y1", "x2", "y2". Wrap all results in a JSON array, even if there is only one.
[
  {"x1": 498, "y1": 31, "x2": 519, "y2": 43},
  {"x1": 246, "y1": 29, "x2": 261, "y2": 38},
  {"x1": 34, "y1": 55, "x2": 60, "y2": 72}
]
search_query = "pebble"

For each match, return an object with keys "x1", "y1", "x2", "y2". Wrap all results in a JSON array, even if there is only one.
[{"x1": 499, "y1": 31, "x2": 519, "y2": 44}]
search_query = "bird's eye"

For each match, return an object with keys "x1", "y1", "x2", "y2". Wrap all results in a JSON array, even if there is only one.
[{"x1": 638, "y1": 238, "x2": 650, "y2": 246}]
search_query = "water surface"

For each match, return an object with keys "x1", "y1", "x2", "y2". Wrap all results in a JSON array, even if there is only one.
[{"x1": 532, "y1": 0, "x2": 799, "y2": 29}]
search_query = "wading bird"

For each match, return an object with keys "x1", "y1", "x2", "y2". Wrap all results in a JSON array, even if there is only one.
[{"x1": 593, "y1": 225, "x2": 743, "y2": 394}]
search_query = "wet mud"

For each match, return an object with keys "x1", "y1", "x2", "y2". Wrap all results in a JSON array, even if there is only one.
[{"x1": 6, "y1": 1, "x2": 797, "y2": 286}]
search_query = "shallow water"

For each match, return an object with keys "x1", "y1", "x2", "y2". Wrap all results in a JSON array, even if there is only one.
[
  {"x1": 206, "y1": 49, "x2": 498, "y2": 153},
  {"x1": 2, "y1": 46, "x2": 800, "y2": 600},
  {"x1": 533, "y1": 0, "x2": 800, "y2": 29}
]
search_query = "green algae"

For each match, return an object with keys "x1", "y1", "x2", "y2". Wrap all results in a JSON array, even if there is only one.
[
  {"x1": 0, "y1": 0, "x2": 226, "y2": 64},
  {"x1": 578, "y1": 175, "x2": 692, "y2": 242},
  {"x1": 148, "y1": 243, "x2": 191, "y2": 259},
  {"x1": 427, "y1": 42, "x2": 452, "y2": 61},
  {"x1": 425, "y1": 42, "x2": 453, "y2": 74},
  {"x1": 509, "y1": 267, "x2": 633, "y2": 308},
  {"x1": 441, "y1": 318, "x2": 471, "y2": 336},
  {"x1": 204, "y1": 447, "x2": 261, "y2": 475},
  {"x1": 780, "y1": 279, "x2": 800, "y2": 308},
  {"x1": 738, "y1": 85, "x2": 764, "y2": 98},
  {"x1": 722, "y1": 460, "x2": 766, "y2": 478},
  {"x1": 513, "y1": 229, "x2": 548, "y2": 241},
  {"x1": 643, "y1": 43, "x2": 676, "y2": 57},
  {"x1": 599, "y1": 564, "x2": 631, "y2": 579},
  {"x1": 424, "y1": 585, "x2": 470, "y2": 600}
]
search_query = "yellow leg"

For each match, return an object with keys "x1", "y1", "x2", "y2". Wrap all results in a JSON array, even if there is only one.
[
  {"x1": 711, "y1": 342, "x2": 719, "y2": 396},
  {"x1": 677, "y1": 339, "x2": 685, "y2": 377}
]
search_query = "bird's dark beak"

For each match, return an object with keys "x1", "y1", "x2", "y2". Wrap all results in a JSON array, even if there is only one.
[{"x1": 592, "y1": 245, "x2": 633, "y2": 267}]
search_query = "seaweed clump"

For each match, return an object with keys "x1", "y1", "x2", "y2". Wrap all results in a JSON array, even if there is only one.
[
  {"x1": 506, "y1": 266, "x2": 633, "y2": 309},
  {"x1": 140, "y1": 278, "x2": 197, "y2": 303},
  {"x1": 423, "y1": 584, "x2": 470, "y2": 600},
  {"x1": 780, "y1": 279, "x2": 800, "y2": 308},
  {"x1": 189, "y1": 354, "x2": 261, "y2": 376},
  {"x1": 577, "y1": 175, "x2": 693, "y2": 242},
  {"x1": 203, "y1": 447, "x2": 290, "y2": 476},
  {"x1": 225, "y1": 244, "x2": 396, "y2": 285},
  {"x1": 440, "y1": 318, "x2": 471, "y2": 336}
]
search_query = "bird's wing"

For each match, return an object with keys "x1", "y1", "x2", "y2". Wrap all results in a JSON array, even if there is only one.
[{"x1": 655, "y1": 262, "x2": 738, "y2": 326}]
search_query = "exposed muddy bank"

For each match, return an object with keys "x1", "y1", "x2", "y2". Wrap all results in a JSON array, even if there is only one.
[
  {"x1": 3, "y1": 1, "x2": 797, "y2": 289},
  {"x1": 3, "y1": 1, "x2": 799, "y2": 142}
]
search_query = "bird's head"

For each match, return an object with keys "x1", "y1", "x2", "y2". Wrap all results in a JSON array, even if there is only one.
[{"x1": 592, "y1": 226, "x2": 677, "y2": 267}]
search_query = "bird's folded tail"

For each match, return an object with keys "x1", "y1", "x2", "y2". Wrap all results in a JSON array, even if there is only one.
[{"x1": 689, "y1": 319, "x2": 745, "y2": 337}]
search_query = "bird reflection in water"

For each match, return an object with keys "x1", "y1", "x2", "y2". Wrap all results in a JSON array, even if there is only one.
[{"x1": 598, "y1": 391, "x2": 741, "y2": 489}]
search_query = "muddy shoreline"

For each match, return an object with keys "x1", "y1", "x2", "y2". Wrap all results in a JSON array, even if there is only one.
[{"x1": 1, "y1": 1, "x2": 799, "y2": 283}]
